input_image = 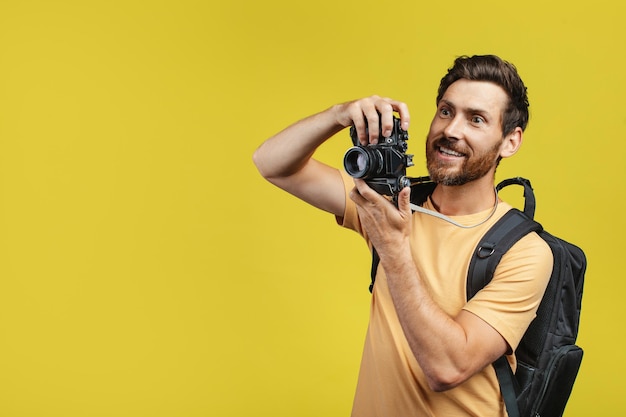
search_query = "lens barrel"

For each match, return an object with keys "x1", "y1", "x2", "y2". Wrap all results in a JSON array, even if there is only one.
[{"x1": 343, "y1": 147, "x2": 383, "y2": 179}]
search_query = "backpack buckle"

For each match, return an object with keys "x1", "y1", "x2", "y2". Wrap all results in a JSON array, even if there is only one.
[{"x1": 477, "y1": 242, "x2": 496, "y2": 259}]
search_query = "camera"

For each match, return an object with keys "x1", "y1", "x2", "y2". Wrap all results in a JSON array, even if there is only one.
[{"x1": 343, "y1": 116, "x2": 414, "y2": 197}]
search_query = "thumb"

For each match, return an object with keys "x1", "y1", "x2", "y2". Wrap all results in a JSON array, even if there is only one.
[{"x1": 397, "y1": 185, "x2": 412, "y2": 215}]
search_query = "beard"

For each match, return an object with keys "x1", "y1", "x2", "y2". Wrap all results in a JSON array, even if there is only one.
[{"x1": 426, "y1": 137, "x2": 502, "y2": 186}]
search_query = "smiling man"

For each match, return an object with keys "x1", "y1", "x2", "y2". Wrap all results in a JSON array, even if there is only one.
[{"x1": 253, "y1": 55, "x2": 553, "y2": 417}]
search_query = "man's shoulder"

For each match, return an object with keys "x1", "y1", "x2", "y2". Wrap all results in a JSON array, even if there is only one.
[
  {"x1": 502, "y1": 226, "x2": 554, "y2": 270},
  {"x1": 486, "y1": 205, "x2": 554, "y2": 268}
]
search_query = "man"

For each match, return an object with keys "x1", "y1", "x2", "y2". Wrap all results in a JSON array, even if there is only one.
[{"x1": 253, "y1": 55, "x2": 553, "y2": 416}]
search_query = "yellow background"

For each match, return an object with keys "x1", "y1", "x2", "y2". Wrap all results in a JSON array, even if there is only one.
[{"x1": 0, "y1": 0, "x2": 622, "y2": 416}]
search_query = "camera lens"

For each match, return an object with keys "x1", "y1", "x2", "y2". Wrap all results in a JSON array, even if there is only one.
[{"x1": 343, "y1": 146, "x2": 382, "y2": 179}]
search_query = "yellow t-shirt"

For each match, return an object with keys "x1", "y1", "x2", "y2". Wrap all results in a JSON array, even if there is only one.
[{"x1": 338, "y1": 172, "x2": 553, "y2": 417}]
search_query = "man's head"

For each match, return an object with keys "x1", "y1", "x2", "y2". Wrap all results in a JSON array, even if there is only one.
[
  {"x1": 436, "y1": 55, "x2": 529, "y2": 137},
  {"x1": 426, "y1": 55, "x2": 528, "y2": 186}
]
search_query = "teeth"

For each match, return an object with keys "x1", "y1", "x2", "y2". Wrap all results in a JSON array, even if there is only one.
[{"x1": 439, "y1": 146, "x2": 464, "y2": 157}]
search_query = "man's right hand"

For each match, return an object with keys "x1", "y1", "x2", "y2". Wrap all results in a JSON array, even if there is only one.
[
  {"x1": 253, "y1": 96, "x2": 410, "y2": 218},
  {"x1": 333, "y1": 95, "x2": 411, "y2": 146}
]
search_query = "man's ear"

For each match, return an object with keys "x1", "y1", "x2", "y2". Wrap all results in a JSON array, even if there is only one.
[{"x1": 500, "y1": 127, "x2": 523, "y2": 159}]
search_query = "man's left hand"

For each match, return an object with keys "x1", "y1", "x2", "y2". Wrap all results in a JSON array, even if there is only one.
[{"x1": 349, "y1": 179, "x2": 413, "y2": 259}]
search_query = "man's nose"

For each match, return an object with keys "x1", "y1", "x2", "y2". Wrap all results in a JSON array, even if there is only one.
[{"x1": 443, "y1": 116, "x2": 464, "y2": 139}]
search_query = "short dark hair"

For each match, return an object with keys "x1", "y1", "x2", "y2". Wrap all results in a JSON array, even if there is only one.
[{"x1": 436, "y1": 55, "x2": 530, "y2": 136}]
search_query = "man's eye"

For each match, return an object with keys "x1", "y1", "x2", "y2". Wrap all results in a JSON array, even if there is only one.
[
  {"x1": 440, "y1": 108, "x2": 451, "y2": 117},
  {"x1": 472, "y1": 116, "x2": 485, "y2": 124}
]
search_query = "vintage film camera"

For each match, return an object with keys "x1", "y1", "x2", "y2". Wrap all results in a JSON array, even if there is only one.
[{"x1": 343, "y1": 115, "x2": 414, "y2": 197}]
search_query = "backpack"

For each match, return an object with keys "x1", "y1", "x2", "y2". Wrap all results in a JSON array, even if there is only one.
[{"x1": 368, "y1": 177, "x2": 586, "y2": 417}]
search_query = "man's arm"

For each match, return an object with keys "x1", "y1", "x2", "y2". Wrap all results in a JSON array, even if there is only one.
[
  {"x1": 252, "y1": 96, "x2": 410, "y2": 217},
  {"x1": 350, "y1": 179, "x2": 509, "y2": 392}
]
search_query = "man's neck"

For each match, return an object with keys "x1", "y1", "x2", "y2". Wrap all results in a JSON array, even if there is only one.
[{"x1": 429, "y1": 176, "x2": 497, "y2": 216}]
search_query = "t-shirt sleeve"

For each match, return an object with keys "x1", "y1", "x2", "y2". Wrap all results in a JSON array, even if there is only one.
[
  {"x1": 462, "y1": 233, "x2": 553, "y2": 352},
  {"x1": 336, "y1": 170, "x2": 365, "y2": 236}
]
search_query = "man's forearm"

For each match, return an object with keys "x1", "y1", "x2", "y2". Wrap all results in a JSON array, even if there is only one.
[
  {"x1": 253, "y1": 106, "x2": 344, "y2": 180},
  {"x1": 381, "y1": 248, "x2": 507, "y2": 392}
]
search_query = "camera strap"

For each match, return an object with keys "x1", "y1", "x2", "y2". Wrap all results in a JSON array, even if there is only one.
[
  {"x1": 407, "y1": 177, "x2": 499, "y2": 229},
  {"x1": 410, "y1": 194, "x2": 499, "y2": 229}
]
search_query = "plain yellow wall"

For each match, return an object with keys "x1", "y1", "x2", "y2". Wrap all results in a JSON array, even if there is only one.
[{"x1": 0, "y1": 0, "x2": 623, "y2": 416}]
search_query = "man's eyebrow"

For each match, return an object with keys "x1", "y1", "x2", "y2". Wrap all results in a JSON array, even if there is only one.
[
  {"x1": 440, "y1": 99, "x2": 455, "y2": 108},
  {"x1": 441, "y1": 99, "x2": 491, "y2": 117}
]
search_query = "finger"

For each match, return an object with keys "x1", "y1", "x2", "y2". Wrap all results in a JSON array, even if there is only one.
[
  {"x1": 363, "y1": 106, "x2": 381, "y2": 145},
  {"x1": 349, "y1": 107, "x2": 369, "y2": 146},
  {"x1": 349, "y1": 186, "x2": 367, "y2": 207},
  {"x1": 351, "y1": 179, "x2": 377, "y2": 205},
  {"x1": 349, "y1": 98, "x2": 379, "y2": 146},
  {"x1": 350, "y1": 178, "x2": 369, "y2": 197},
  {"x1": 394, "y1": 101, "x2": 411, "y2": 131},
  {"x1": 397, "y1": 185, "x2": 412, "y2": 215},
  {"x1": 354, "y1": 179, "x2": 391, "y2": 207},
  {"x1": 382, "y1": 97, "x2": 411, "y2": 131},
  {"x1": 377, "y1": 101, "x2": 395, "y2": 139}
]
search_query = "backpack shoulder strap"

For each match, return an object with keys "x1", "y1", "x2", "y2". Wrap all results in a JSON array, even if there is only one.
[
  {"x1": 466, "y1": 208, "x2": 543, "y2": 299},
  {"x1": 467, "y1": 177, "x2": 542, "y2": 299},
  {"x1": 410, "y1": 180, "x2": 437, "y2": 206},
  {"x1": 467, "y1": 177, "x2": 543, "y2": 417},
  {"x1": 493, "y1": 356, "x2": 521, "y2": 417},
  {"x1": 466, "y1": 210, "x2": 542, "y2": 417}
]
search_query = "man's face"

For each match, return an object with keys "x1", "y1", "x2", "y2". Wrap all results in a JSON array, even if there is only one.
[{"x1": 426, "y1": 79, "x2": 510, "y2": 186}]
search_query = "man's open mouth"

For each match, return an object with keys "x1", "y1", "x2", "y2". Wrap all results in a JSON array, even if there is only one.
[{"x1": 438, "y1": 146, "x2": 465, "y2": 157}]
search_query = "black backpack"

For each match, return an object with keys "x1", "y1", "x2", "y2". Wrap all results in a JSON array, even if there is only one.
[{"x1": 368, "y1": 177, "x2": 586, "y2": 417}]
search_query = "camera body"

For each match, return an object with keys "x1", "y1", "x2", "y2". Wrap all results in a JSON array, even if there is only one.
[{"x1": 343, "y1": 116, "x2": 414, "y2": 196}]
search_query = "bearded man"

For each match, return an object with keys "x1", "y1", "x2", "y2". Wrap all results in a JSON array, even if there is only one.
[{"x1": 253, "y1": 55, "x2": 552, "y2": 417}]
